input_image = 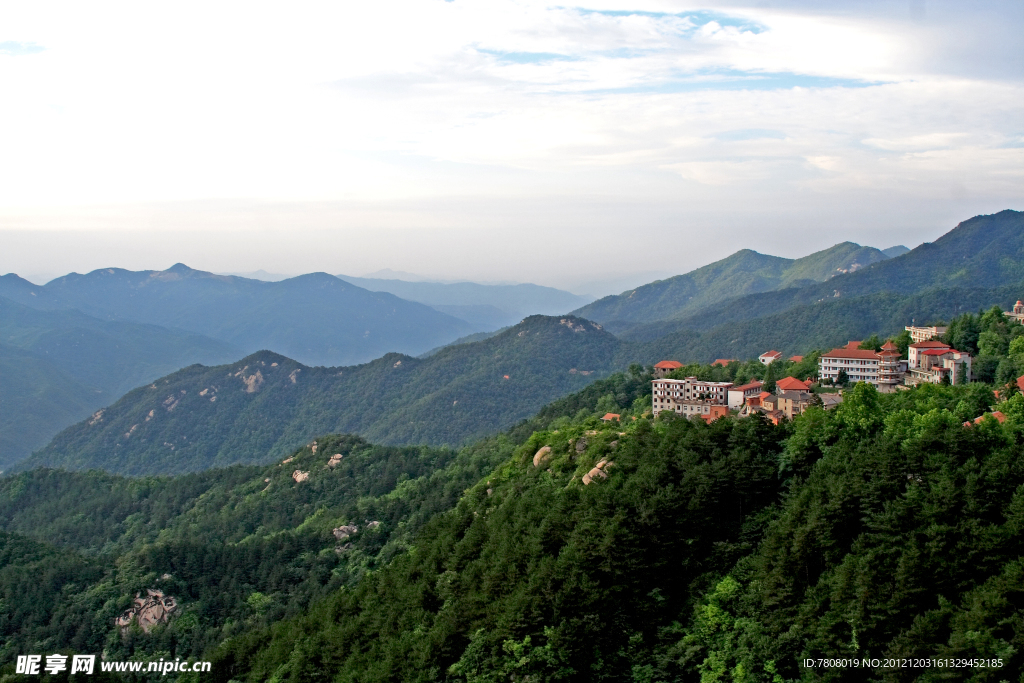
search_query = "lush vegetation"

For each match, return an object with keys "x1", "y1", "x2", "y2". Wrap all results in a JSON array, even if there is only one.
[
  {"x1": 0, "y1": 295, "x2": 240, "y2": 469},
  {"x1": 0, "y1": 372, "x2": 651, "y2": 673},
  {"x1": 575, "y1": 242, "x2": 894, "y2": 325},
  {"x1": 205, "y1": 381, "x2": 1020, "y2": 683},
  {"x1": 942, "y1": 305, "x2": 1024, "y2": 387},
  {"x1": 20, "y1": 317, "x2": 626, "y2": 475},
  {"x1": 2, "y1": 367, "x2": 1020, "y2": 682},
  {"x1": 623, "y1": 209, "x2": 1024, "y2": 338}
]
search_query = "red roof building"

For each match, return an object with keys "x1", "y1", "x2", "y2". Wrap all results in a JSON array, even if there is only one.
[
  {"x1": 727, "y1": 380, "x2": 763, "y2": 409},
  {"x1": 601, "y1": 413, "x2": 621, "y2": 422},
  {"x1": 712, "y1": 358, "x2": 737, "y2": 367},
  {"x1": 758, "y1": 350, "x2": 783, "y2": 365},
  {"x1": 965, "y1": 411, "x2": 1006, "y2": 427},
  {"x1": 819, "y1": 341, "x2": 906, "y2": 390},
  {"x1": 789, "y1": 355, "x2": 804, "y2": 363},
  {"x1": 653, "y1": 360, "x2": 684, "y2": 378},
  {"x1": 776, "y1": 376, "x2": 812, "y2": 391}
]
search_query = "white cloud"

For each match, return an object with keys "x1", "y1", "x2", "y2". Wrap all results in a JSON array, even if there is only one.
[{"x1": 0, "y1": 1, "x2": 1021, "y2": 285}]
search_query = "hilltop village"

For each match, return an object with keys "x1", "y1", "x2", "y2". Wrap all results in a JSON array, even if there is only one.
[{"x1": 649, "y1": 305, "x2": 1024, "y2": 424}]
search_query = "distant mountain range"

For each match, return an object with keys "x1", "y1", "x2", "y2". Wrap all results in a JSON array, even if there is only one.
[
  {"x1": 336, "y1": 274, "x2": 593, "y2": 331},
  {"x1": 618, "y1": 209, "x2": 1024, "y2": 339},
  {"x1": 18, "y1": 316, "x2": 623, "y2": 475},
  {"x1": 0, "y1": 296, "x2": 240, "y2": 468},
  {"x1": 0, "y1": 264, "x2": 474, "y2": 366},
  {"x1": 6, "y1": 210, "x2": 1024, "y2": 475},
  {"x1": 573, "y1": 241, "x2": 906, "y2": 330}
]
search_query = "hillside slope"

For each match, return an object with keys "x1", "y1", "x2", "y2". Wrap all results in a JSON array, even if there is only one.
[
  {"x1": 0, "y1": 296, "x2": 241, "y2": 468},
  {"x1": 20, "y1": 316, "x2": 623, "y2": 474},
  {"x1": 0, "y1": 264, "x2": 474, "y2": 366},
  {"x1": 637, "y1": 209, "x2": 1024, "y2": 336},
  {"x1": 211, "y1": 383, "x2": 1023, "y2": 682},
  {"x1": 574, "y1": 241, "x2": 891, "y2": 326}
]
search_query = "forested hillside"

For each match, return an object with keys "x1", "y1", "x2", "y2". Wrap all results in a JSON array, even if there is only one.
[
  {"x1": 211, "y1": 382, "x2": 1021, "y2": 683},
  {"x1": 20, "y1": 316, "x2": 624, "y2": 474},
  {"x1": 0, "y1": 374, "x2": 1018, "y2": 681},
  {"x1": 0, "y1": 372, "x2": 650, "y2": 671},
  {"x1": 574, "y1": 241, "x2": 894, "y2": 327},
  {"x1": 0, "y1": 264, "x2": 473, "y2": 366},
  {"x1": 623, "y1": 210, "x2": 1024, "y2": 337},
  {"x1": 0, "y1": 296, "x2": 240, "y2": 468},
  {"x1": 24, "y1": 281, "x2": 1024, "y2": 476}
]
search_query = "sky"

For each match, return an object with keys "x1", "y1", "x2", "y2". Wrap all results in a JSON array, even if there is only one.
[{"x1": 1, "y1": 0, "x2": 1022, "y2": 294}]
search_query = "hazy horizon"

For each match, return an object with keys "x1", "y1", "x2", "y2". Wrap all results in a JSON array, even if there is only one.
[{"x1": 2, "y1": 1, "x2": 1021, "y2": 291}]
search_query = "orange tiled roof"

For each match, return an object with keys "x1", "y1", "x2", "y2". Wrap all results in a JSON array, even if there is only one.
[
  {"x1": 966, "y1": 411, "x2": 1006, "y2": 427},
  {"x1": 788, "y1": 355, "x2": 803, "y2": 362},
  {"x1": 821, "y1": 347, "x2": 881, "y2": 360},
  {"x1": 776, "y1": 376, "x2": 811, "y2": 391},
  {"x1": 654, "y1": 360, "x2": 684, "y2": 369},
  {"x1": 909, "y1": 340, "x2": 951, "y2": 349}
]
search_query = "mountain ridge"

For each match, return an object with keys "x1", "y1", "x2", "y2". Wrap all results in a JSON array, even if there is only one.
[
  {"x1": 573, "y1": 240, "x2": 893, "y2": 326},
  {"x1": 0, "y1": 264, "x2": 475, "y2": 366}
]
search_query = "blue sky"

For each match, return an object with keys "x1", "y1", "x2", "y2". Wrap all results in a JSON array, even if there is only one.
[{"x1": 0, "y1": 1, "x2": 1021, "y2": 292}]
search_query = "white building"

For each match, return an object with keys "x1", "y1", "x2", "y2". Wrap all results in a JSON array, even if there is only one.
[
  {"x1": 905, "y1": 341, "x2": 972, "y2": 386},
  {"x1": 652, "y1": 377, "x2": 733, "y2": 417},
  {"x1": 758, "y1": 350, "x2": 782, "y2": 365},
  {"x1": 727, "y1": 380, "x2": 764, "y2": 409},
  {"x1": 905, "y1": 325, "x2": 948, "y2": 343},
  {"x1": 818, "y1": 341, "x2": 905, "y2": 390}
]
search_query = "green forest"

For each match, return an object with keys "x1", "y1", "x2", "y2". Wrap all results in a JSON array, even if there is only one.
[{"x1": 0, "y1": 357, "x2": 1021, "y2": 681}]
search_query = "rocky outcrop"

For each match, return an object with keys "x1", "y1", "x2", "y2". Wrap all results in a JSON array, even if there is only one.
[
  {"x1": 327, "y1": 453, "x2": 343, "y2": 468},
  {"x1": 582, "y1": 459, "x2": 614, "y2": 485},
  {"x1": 115, "y1": 589, "x2": 178, "y2": 634},
  {"x1": 575, "y1": 438, "x2": 588, "y2": 454},
  {"x1": 242, "y1": 370, "x2": 264, "y2": 393},
  {"x1": 533, "y1": 446, "x2": 552, "y2": 467},
  {"x1": 292, "y1": 470, "x2": 309, "y2": 483},
  {"x1": 333, "y1": 525, "x2": 358, "y2": 541}
]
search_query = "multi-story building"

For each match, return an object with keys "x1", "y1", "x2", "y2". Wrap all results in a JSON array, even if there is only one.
[
  {"x1": 905, "y1": 325, "x2": 948, "y2": 343},
  {"x1": 904, "y1": 341, "x2": 972, "y2": 386},
  {"x1": 651, "y1": 377, "x2": 733, "y2": 417},
  {"x1": 775, "y1": 390, "x2": 815, "y2": 420},
  {"x1": 727, "y1": 380, "x2": 763, "y2": 409},
  {"x1": 818, "y1": 341, "x2": 906, "y2": 390},
  {"x1": 758, "y1": 350, "x2": 783, "y2": 365}
]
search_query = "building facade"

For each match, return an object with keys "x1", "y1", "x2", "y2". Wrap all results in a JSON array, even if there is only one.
[
  {"x1": 904, "y1": 341, "x2": 972, "y2": 386},
  {"x1": 758, "y1": 350, "x2": 782, "y2": 365},
  {"x1": 818, "y1": 341, "x2": 906, "y2": 390},
  {"x1": 905, "y1": 325, "x2": 948, "y2": 343},
  {"x1": 1006, "y1": 300, "x2": 1024, "y2": 324},
  {"x1": 727, "y1": 380, "x2": 763, "y2": 409},
  {"x1": 651, "y1": 377, "x2": 733, "y2": 417}
]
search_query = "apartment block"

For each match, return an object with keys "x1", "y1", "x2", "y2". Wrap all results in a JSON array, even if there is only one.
[
  {"x1": 651, "y1": 377, "x2": 733, "y2": 417},
  {"x1": 818, "y1": 341, "x2": 904, "y2": 390}
]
